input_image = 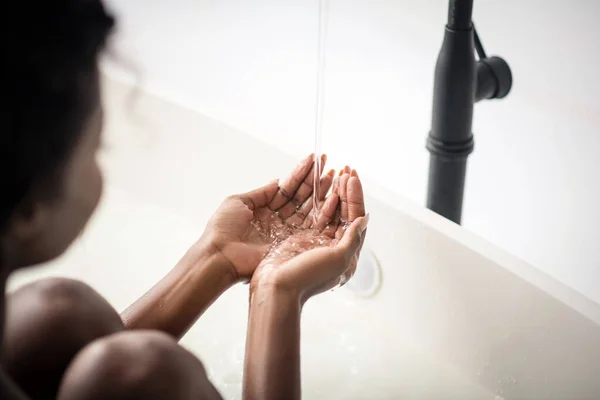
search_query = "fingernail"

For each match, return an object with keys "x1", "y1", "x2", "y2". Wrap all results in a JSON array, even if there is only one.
[
  {"x1": 361, "y1": 213, "x2": 370, "y2": 231},
  {"x1": 344, "y1": 165, "x2": 351, "y2": 173},
  {"x1": 356, "y1": 225, "x2": 363, "y2": 240},
  {"x1": 327, "y1": 169, "x2": 335, "y2": 176},
  {"x1": 338, "y1": 170, "x2": 344, "y2": 176},
  {"x1": 351, "y1": 169, "x2": 358, "y2": 177},
  {"x1": 321, "y1": 154, "x2": 327, "y2": 163}
]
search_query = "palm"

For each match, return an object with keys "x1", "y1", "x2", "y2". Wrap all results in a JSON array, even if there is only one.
[
  {"x1": 253, "y1": 166, "x2": 366, "y2": 291},
  {"x1": 206, "y1": 154, "x2": 335, "y2": 279}
]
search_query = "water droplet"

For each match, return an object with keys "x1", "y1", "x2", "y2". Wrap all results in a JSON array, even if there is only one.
[
  {"x1": 339, "y1": 274, "x2": 349, "y2": 286},
  {"x1": 231, "y1": 346, "x2": 245, "y2": 364},
  {"x1": 221, "y1": 370, "x2": 243, "y2": 385}
]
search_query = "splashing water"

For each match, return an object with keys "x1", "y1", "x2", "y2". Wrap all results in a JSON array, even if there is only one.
[
  {"x1": 252, "y1": 213, "x2": 350, "y2": 288},
  {"x1": 312, "y1": 0, "x2": 329, "y2": 224},
  {"x1": 251, "y1": 0, "x2": 352, "y2": 289},
  {"x1": 252, "y1": 216, "x2": 329, "y2": 262}
]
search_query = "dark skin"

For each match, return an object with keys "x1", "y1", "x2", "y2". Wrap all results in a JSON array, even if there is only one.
[
  {"x1": 0, "y1": 73, "x2": 368, "y2": 399},
  {"x1": 244, "y1": 168, "x2": 368, "y2": 400}
]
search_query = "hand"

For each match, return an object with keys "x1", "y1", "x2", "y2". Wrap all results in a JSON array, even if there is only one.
[
  {"x1": 201, "y1": 154, "x2": 335, "y2": 281},
  {"x1": 250, "y1": 168, "x2": 369, "y2": 303}
]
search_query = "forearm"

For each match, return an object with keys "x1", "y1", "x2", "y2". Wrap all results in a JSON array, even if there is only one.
[
  {"x1": 121, "y1": 239, "x2": 237, "y2": 340},
  {"x1": 243, "y1": 286, "x2": 302, "y2": 400}
]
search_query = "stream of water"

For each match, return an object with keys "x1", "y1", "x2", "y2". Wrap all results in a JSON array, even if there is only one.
[{"x1": 312, "y1": 0, "x2": 329, "y2": 224}]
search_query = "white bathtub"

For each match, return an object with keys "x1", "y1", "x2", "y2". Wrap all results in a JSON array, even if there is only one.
[{"x1": 8, "y1": 77, "x2": 600, "y2": 399}]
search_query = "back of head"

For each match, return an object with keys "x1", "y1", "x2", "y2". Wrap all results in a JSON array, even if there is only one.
[{"x1": 1, "y1": 0, "x2": 115, "y2": 232}]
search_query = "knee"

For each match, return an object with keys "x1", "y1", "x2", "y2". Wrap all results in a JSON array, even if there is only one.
[
  {"x1": 4, "y1": 278, "x2": 124, "y2": 398},
  {"x1": 58, "y1": 331, "x2": 218, "y2": 400},
  {"x1": 4, "y1": 277, "x2": 123, "y2": 371},
  {"x1": 6, "y1": 278, "x2": 123, "y2": 347}
]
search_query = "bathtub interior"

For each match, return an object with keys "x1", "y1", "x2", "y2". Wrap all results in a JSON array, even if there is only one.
[{"x1": 8, "y1": 76, "x2": 600, "y2": 399}]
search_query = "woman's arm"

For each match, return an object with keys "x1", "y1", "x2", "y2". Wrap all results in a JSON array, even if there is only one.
[
  {"x1": 243, "y1": 169, "x2": 368, "y2": 400},
  {"x1": 243, "y1": 286, "x2": 302, "y2": 400},
  {"x1": 121, "y1": 238, "x2": 235, "y2": 340},
  {"x1": 121, "y1": 155, "x2": 325, "y2": 341}
]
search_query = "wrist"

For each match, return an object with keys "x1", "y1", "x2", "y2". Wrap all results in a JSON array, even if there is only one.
[
  {"x1": 250, "y1": 279, "x2": 305, "y2": 307},
  {"x1": 181, "y1": 236, "x2": 239, "y2": 286}
]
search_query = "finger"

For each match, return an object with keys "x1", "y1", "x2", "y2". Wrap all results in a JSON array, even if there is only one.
[
  {"x1": 301, "y1": 207, "x2": 317, "y2": 229},
  {"x1": 357, "y1": 227, "x2": 368, "y2": 254},
  {"x1": 339, "y1": 261, "x2": 357, "y2": 288},
  {"x1": 339, "y1": 224, "x2": 368, "y2": 286},
  {"x1": 347, "y1": 170, "x2": 366, "y2": 222},
  {"x1": 332, "y1": 169, "x2": 342, "y2": 193},
  {"x1": 287, "y1": 169, "x2": 335, "y2": 227},
  {"x1": 316, "y1": 191, "x2": 340, "y2": 231},
  {"x1": 336, "y1": 215, "x2": 369, "y2": 261},
  {"x1": 334, "y1": 220, "x2": 346, "y2": 240},
  {"x1": 317, "y1": 169, "x2": 335, "y2": 200},
  {"x1": 321, "y1": 196, "x2": 341, "y2": 236},
  {"x1": 238, "y1": 179, "x2": 279, "y2": 210},
  {"x1": 277, "y1": 154, "x2": 326, "y2": 218},
  {"x1": 339, "y1": 172, "x2": 351, "y2": 222},
  {"x1": 269, "y1": 154, "x2": 314, "y2": 211}
]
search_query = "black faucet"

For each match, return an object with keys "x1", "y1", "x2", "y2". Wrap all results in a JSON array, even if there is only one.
[{"x1": 426, "y1": 0, "x2": 512, "y2": 224}]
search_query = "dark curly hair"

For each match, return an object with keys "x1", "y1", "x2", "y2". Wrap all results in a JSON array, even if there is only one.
[{"x1": 1, "y1": 0, "x2": 115, "y2": 229}]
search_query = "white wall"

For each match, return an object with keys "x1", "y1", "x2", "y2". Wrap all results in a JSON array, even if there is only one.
[{"x1": 102, "y1": 0, "x2": 600, "y2": 303}]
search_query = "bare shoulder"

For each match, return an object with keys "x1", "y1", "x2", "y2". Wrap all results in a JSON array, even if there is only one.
[{"x1": 57, "y1": 331, "x2": 223, "y2": 400}]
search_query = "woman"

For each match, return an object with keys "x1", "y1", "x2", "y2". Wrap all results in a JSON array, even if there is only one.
[{"x1": 1, "y1": 1, "x2": 368, "y2": 399}]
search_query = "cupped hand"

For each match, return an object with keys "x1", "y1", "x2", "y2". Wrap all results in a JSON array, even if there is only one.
[
  {"x1": 250, "y1": 167, "x2": 369, "y2": 302},
  {"x1": 202, "y1": 154, "x2": 335, "y2": 281}
]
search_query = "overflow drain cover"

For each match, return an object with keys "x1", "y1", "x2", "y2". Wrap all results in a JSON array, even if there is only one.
[{"x1": 344, "y1": 248, "x2": 381, "y2": 297}]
